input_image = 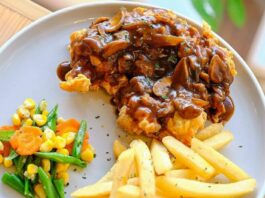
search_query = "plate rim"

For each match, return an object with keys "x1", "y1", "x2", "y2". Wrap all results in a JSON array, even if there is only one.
[{"x1": 0, "y1": 1, "x2": 264, "y2": 197}]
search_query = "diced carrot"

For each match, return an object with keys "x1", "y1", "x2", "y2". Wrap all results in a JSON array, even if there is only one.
[
  {"x1": 56, "y1": 119, "x2": 80, "y2": 135},
  {"x1": 0, "y1": 125, "x2": 18, "y2": 131},
  {"x1": 10, "y1": 126, "x2": 42, "y2": 156},
  {"x1": 0, "y1": 125, "x2": 18, "y2": 156}
]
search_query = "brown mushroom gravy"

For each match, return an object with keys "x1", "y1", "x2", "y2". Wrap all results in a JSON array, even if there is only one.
[{"x1": 57, "y1": 7, "x2": 236, "y2": 142}]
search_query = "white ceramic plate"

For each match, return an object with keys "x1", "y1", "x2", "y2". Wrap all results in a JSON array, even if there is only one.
[{"x1": 0, "y1": 2, "x2": 264, "y2": 198}]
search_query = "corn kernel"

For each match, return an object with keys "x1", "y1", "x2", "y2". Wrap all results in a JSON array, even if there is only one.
[
  {"x1": 42, "y1": 110, "x2": 49, "y2": 116},
  {"x1": 62, "y1": 132, "x2": 76, "y2": 145},
  {"x1": 40, "y1": 140, "x2": 54, "y2": 152},
  {"x1": 3, "y1": 158, "x2": 13, "y2": 168},
  {"x1": 0, "y1": 154, "x2": 3, "y2": 164},
  {"x1": 30, "y1": 108, "x2": 36, "y2": 117},
  {"x1": 12, "y1": 113, "x2": 21, "y2": 126},
  {"x1": 57, "y1": 117, "x2": 65, "y2": 124},
  {"x1": 56, "y1": 148, "x2": 69, "y2": 155},
  {"x1": 53, "y1": 136, "x2": 66, "y2": 149},
  {"x1": 27, "y1": 164, "x2": 38, "y2": 175},
  {"x1": 0, "y1": 141, "x2": 4, "y2": 151},
  {"x1": 34, "y1": 184, "x2": 46, "y2": 198},
  {"x1": 33, "y1": 114, "x2": 47, "y2": 126},
  {"x1": 43, "y1": 128, "x2": 55, "y2": 140},
  {"x1": 56, "y1": 163, "x2": 70, "y2": 173},
  {"x1": 41, "y1": 159, "x2": 51, "y2": 172},
  {"x1": 23, "y1": 98, "x2": 36, "y2": 110},
  {"x1": 23, "y1": 118, "x2": 33, "y2": 126},
  {"x1": 17, "y1": 106, "x2": 30, "y2": 119},
  {"x1": 81, "y1": 148, "x2": 94, "y2": 162},
  {"x1": 40, "y1": 100, "x2": 48, "y2": 112},
  {"x1": 57, "y1": 172, "x2": 69, "y2": 185}
]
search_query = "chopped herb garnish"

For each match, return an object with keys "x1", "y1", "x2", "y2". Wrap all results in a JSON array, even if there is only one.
[
  {"x1": 145, "y1": 77, "x2": 152, "y2": 86},
  {"x1": 161, "y1": 95, "x2": 168, "y2": 99},
  {"x1": 168, "y1": 55, "x2": 178, "y2": 64},
  {"x1": 155, "y1": 63, "x2": 160, "y2": 69}
]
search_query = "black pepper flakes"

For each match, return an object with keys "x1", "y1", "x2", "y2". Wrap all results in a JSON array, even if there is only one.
[
  {"x1": 93, "y1": 153, "x2": 97, "y2": 158},
  {"x1": 106, "y1": 133, "x2": 109, "y2": 137},
  {"x1": 107, "y1": 158, "x2": 111, "y2": 161},
  {"x1": 73, "y1": 168, "x2": 77, "y2": 172},
  {"x1": 95, "y1": 115, "x2": 100, "y2": 119},
  {"x1": 82, "y1": 176, "x2": 87, "y2": 179},
  {"x1": 238, "y1": 145, "x2": 243, "y2": 148},
  {"x1": 66, "y1": 183, "x2": 69, "y2": 187},
  {"x1": 89, "y1": 127, "x2": 93, "y2": 130}
]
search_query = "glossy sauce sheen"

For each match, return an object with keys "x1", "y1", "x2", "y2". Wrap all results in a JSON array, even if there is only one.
[{"x1": 57, "y1": 7, "x2": 235, "y2": 126}]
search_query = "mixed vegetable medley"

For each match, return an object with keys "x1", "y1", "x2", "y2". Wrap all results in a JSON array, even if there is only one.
[{"x1": 0, "y1": 98, "x2": 94, "y2": 198}]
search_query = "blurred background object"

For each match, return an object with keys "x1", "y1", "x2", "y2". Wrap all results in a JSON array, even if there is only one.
[{"x1": 0, "y1": 0, "x2": 265, "y2": 90}]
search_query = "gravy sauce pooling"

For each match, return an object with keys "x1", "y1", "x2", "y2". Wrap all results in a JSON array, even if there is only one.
[{"x1": 57, "y1": 7, "x2": 236, "y2": 140}]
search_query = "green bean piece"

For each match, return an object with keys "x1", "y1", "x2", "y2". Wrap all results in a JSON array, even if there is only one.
[
  {"x1": 6, "y1": 149, "x2": 18, "y2": 161},
  {"x1": 50, "y1": 161, "x2": 57, "y2": 179},
  {"x1": 35, "y1": 152, "x2": 86, "y2": 168},
  {"x1": 72, "y1": 120, "x2": 87, "y2": 159},
  {"x1": 43, "y1": 104, "x2": 58, "y2": 131},
  {"x1": 2, "y1": 173, "x2": 25, "y2": 195},
  {"x1": 24, "y1": 178, "x2": 34, "y2": 198},
  {"x1": 53, "y1": 179, "x2": 65, "y2": 198},
  {"x1": 16, "y1": 156, "x2": 27, "y2": 177},
  {"x1": 38, "y1": 167, "x2": 58, "y2": 198},
  {"x1": 47, "y1": 104, "x2": 58, "y2": 121},
  {"x1": 0, "y1": 130, "x2": 15, "y2": 141},
  {"x1": 35, "y1": 100, "x2": 45, "y2": 114}
]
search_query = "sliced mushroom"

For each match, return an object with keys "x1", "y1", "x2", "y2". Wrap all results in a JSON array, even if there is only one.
[
  {"x1": 89, "y1": 55, "x2": 102, "y2": 66},
  {"x1": 83, "y1": 37, "x2": 103, "y2": 54},
  {"x1": 130, "y1": 76, "x2": 152, "y2": 94},
  {"x1": 93, "y1": 17, "x2": 109, "y2": 25},
  {"x1": 172, "y1": 57, "x2": 190, "y2": 89},
  {"x1": 102, "y1": 40, "x2": 130, "y2": 58},
  {"x1": 123, "y1": 21, "x2": 148, "y2": 30},
  {"x1": 148, "y1": 34, "x2": 184, "y2": 47},
  {"x1": 152, "y1": 76, "x2": 172, "y2": 97},
  {"x1": 113, "y1": 30, "x2": 130, "y2": 41},
  {"x1": 118, "y1": 53, "x2": 134, "y2": 73},
  {"x1": 191, "y1": 98, "x2": 209, "y2": 107},
  {"x1": 209, "y1": 55, "x2": 233, "y2": 84},
  {"x1": 104, "y1": 8, "x2": 126, "y2": 33}
]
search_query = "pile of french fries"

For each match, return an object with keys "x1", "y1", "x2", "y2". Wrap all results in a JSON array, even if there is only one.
[{"x1": 71, "y1": 123, "x2": 256, "y2": 198}]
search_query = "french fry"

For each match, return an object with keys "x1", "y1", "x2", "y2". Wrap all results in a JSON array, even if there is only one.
[
  {"x1": 165, "y1": 169, "x2": 204, "y2": 181},
  {"x1": 156, "y1": 177, "x2": 256, "y2": 198},
  {"x1": 130, "y1": 139, "x2": 156, "y2": 198},
  {"x1": 151, "y1": 139, "x2": 173, "y2": 175},
  {"x1": 97, "y1": 163, "x2": 117, "y2": 183},
  {"x1": 127, "y1": 177, "x2": 139, "y2": 186},
  {"x1": 203, "y1": 130, "x2": 233, "y2": 150},
  {"x1": 116, "y1": 184, "x2": 140, "y2": 198},
  {"x1": 196, "y1": 123, "x2": 223, "y2": 140},
  {"x1": 162, "y1": 136, "x2": 215, "y2": 179},
  {"x1": 191, "y1": 138, "x2": 249, "y2": 181},
  {"x1": 128, "y1": 159, "x2": 138, "y2": 178},
  {"x1": 110, "y1": 148, "x2": 135, "y2": 198},
  {"x1": 117, "y1": 185, "x2": 167, "y2": 198},
  {"x1": 171, "y1": 158, "x2": 186, "y2": 169},
  {"x1": 71, "y1": 181, "x2": 112, "y2": 198},
  {"x1": 113, "y1": 139, "x2": 127, "y2": 159}
]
